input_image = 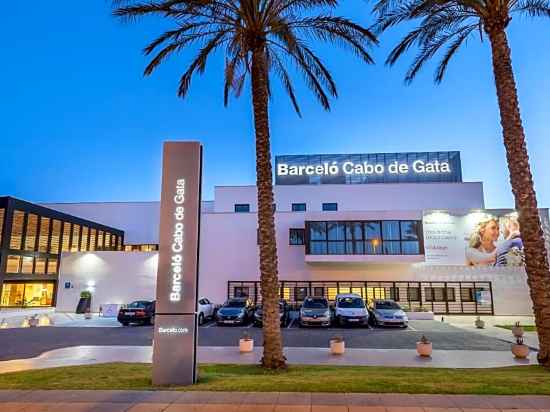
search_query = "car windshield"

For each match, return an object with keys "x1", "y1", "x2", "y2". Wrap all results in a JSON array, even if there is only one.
[
  {"x1": 225, "y1": 300, "x2": 246, "y2": 308},
  {"x1": 127, "y1": 301, "x2": 149, "y2": 308},
  {"x1": 338, "y1": 297, "x2": 364, "y2": 308},
  {"x1": 302, "y1": 298, "x2": 328, "y2": 309},
  {"x1": 375, "y1": 301, "x2": 401, "y2": 310}
]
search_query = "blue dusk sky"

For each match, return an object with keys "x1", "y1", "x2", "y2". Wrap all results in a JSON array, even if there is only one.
[{"x1": 1, "y1": 1, "x2": 549, "y2": 207}]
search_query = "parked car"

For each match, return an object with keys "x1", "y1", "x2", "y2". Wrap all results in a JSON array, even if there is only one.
[
  {"x1": 197, "y1": 297, "x2": 216, "y2": 325},
  {"x1": 216, "y1": 298, "x2": 254, "y2": 325},
  {"x1": 334, "y1": 294, "x2": 369, "y2": 327},
  {"x1": 369, "y1": 299, "x2": 409, "y2": 327},
  {"x1": 118, "y1": 300, "x2": 155, "y2": 326},
  {"x1": 253, "y1": 300, "x2": 290, "y2": 327},
  {"x1": 299, "y1": 296, "x2": 332, "y2": 327}
]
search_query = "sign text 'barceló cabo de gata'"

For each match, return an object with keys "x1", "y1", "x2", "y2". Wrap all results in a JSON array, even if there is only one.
[
  {"x1": 275, "y1": 152, "x2": 462, "y2": 185},
  {"x1": 153, "y1": 141, "x2": 202, "y2": 386}
]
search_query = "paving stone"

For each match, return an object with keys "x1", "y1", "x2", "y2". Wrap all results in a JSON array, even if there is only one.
[
  {"x1": 138, "y1": 391, "x2": 183, "y2": 404},
  {"x1": 164, "y1": 404, "x2": 200, "y2": 412},
  {"x1": 205, "y1": 392, "x2": 246, "y2": 404},
  {"x1": 310, "y1": 393, "x2": 349, "y2": 405},
  {"x1": 311, "y1": 406, "x2": 348, "y2": 412},
  {"x1": 238, "y1": 404, "x2": 275, "y2": 412},
  {"x1": 348, "y1": 406, "x2": 385, "y2": 412},
  {"x1": 385, "y1": 407, "x2": 424, "y2": 412},
  {"x1": 520, "y1": 396, "x2": 550, "y2": 409},
  {"x1": 423, "y1": 408, "x2": 462, "y2": 412},
  {"x1": 486, "y1": 396, "x2": 535, "y2": 409},
  {"x1": 273, "y1": 406, "x2": 311, "y2": 412},
  {"x1": 277, "y1": 393, "x2": 311, "y2": 405},
  {"x1": 126, "y1": 403, "x2": 171, "y2": 412},
  {"x1": 0, "y1": 391, "x2": 32, "y2": 402},
  {"x1": 445, "y1": 395, "x2": 495, "y2": 409},
  {"x1": 345, "y1": 394, "x2": 383, "y2": 406},
  {"x1": 411, "y1": 395, "x2": 457, "y2": 408},
  {"x1": 242, "y1": 392, "x2": 280, "y2": 405},
  {"x1": 377, "y1": 394, "x2": 417, "y2": 407},
  {"x1": 173, "y1": 392, "x2": 212, "y2": 404},
  {"x1": 87, "y1": 402, "x2": 134, "y2": 412}
]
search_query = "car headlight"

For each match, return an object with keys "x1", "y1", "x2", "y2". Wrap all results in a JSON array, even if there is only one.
[{"x1": 324, "y1": 310, "x2": 330, "y2": 317}]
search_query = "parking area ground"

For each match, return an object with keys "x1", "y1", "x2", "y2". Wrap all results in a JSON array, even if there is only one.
[{"x1": 0, "y1": 319, "x2": 511, "y2": 361}]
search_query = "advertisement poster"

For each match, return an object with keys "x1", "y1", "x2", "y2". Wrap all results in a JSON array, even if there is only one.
[{"x1": 423, "y1": 209, "x2": 550, "y2": 266}]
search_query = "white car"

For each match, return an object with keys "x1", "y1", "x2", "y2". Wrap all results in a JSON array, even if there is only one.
[
  {"x1": 334, "y1": 294, "x2": 369, "y2": 327},
  {"x1": 197, "y1": 297, "x2": 216, "y2": 325}
]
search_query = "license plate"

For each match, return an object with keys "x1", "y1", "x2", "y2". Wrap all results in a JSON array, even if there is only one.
[
  {"x1": 348, "y1": 319, "x2": 359, "y2": 322},
  {"x1": 224, "y1": 320, "x2": 235, "y2": 324},
  {"x1": 126, "y1": 313, "x2": 135, "y2": 317}
]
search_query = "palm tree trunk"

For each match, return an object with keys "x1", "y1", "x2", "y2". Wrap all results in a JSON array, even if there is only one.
[
  {"x1": 250, "y1": 46, "x2": 287, "y2": 370},
  {"x1": 487, "y1": 27, "x2": 550, "y2": 366}
]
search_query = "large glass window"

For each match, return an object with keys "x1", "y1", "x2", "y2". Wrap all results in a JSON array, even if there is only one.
[
  {"x1": 47, "y1": 258, "x2": 58, "y2": 275},
  {"x1": 307, "y1": 220, "x2": 422, "y2": 256},
  {"x1": 34, "y1": 257, "x2": 46, "y2": 274},
  {"x1": 1, "y1": 282, "x2": 54, "y2": 307},
  {"x1": 38, "y1": 217, "x2": 50, "y2": 252},
  {"x1": 97, "y1": 230, "x2": 104, "y2": 250},
  {"x1": 10, "y1": 210, "x2": 25, "y2": 250},
  {"x1": 50, "y1": 219, "x2": 61, "y2": 254},
  {"x1": 89, "y1": 228, "x2": 97, "y2": 251},
  {"x1": 104, "y1": 232, "x2": 111, "y2": 249},
  {"x1": 25, "y1": 213, "x2": 38, "y2": 251},
  {"x1": 1, "y1": 283, "x2": 25, "y2": 306},
  {"x1": 289, "y1": 229, "x2": 305, "y2": 245}
]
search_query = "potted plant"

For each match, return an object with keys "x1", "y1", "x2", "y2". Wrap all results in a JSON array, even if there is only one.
[
  {"x1": 28, "y1": 314, "x2": 39, "y2": 327},
  {"x1": 416, "y1": 335, "x2": 432, "y2": 357},
  {"x1": 38, "y1": 314, "x2": 51, "y2": 326},
  {"x1": 21, "y1": 317, "x2": 30, "y2": 328},
  {"x1": 239, "y1": 331, "x2": 254, "y2": 353},
  {"x1": 330, "y1": 335, "x2": 345, "y2": 355},
  {"x1": 511, "y1": 336, "x2": 529, "y2": 359},
  {"x1": 76, "y1": 291, "x2": 92, "y2": 314},
  {"x1": 475, "y1": 316, "x2": 485, "y2": 329},
  {"x1": 0, "y1": 319, "x2": 8, "y2": 329},
  {"x1": 512, "y1": 321, "x2": 524, "y2": 338}
]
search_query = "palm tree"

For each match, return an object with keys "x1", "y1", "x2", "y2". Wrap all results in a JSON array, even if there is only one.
[
  {"x1": 370, "y1": 0, "x2": 550, "y2": 366},
  {"x1": 113, "y1": 0, "x2": 376, "y2": 369}
]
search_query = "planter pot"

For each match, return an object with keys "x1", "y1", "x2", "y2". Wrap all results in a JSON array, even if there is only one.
[
  {"x1": 475, "y1": 320, "x2": 485, "y2": 329},
  {"x1": 84, "y1": 312, "x2": 92, "y2": 320},
  {"x1": 38, "y1": 315, "x2": 51, "y2": 327},
  {"x1": 239, "y1": 338, "x2": 254, "y2": 353},
  {"x1": 512, "y1": 344, "x2": 529, "y2": 359},
  {"x1": 0, "y1": 319, "x2": 8, "y2": 329},
  {"x1": 512, "y1": 326, "x2": 524, "y2": 338},
  {"x1": 330, "y1": 340, "x2": 345, "y2": 355},
  {"x1": 28, "y1": 317, "x2": 39, "y2": 328},
  {"x1": 416, "y1": 342, "x2": 432, "y2": 357}
]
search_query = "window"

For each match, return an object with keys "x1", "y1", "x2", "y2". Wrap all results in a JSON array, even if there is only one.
[
  {"x1": 6, "y1": 255, "x2": 21, "y2": 273},
  {"x1": 104, "y1": 232, "x2": 111, "y2": 249},
  {"x1": 62, "y1": 223, "x2": 71, "y2": 252},
  {"x1": 313, "y1": 287, "x2": 325, "y2": 297},
  {"x1": 0, "y1": 209, "x2": 4, "y2": 247},
  {"x1": 71, "y1": 224, "x2": 81, "y2": 252},
  {"x1": 234, "y1": 286, "x2": 249, "y2": 298},
  {"x1": 80, "y1": 227, "x2": 89, "y2": 251},
  {"x1": 34, "y1": 258, "x2": 46, "y2": 274},
  {"x1": 25, "y1": 214, "x2": 38, "y2": 251},
  {"x1": 407, "y1": 287, "x2": 420, "y2": 301},
  {"x1": 234, "y1": 204, "x2": 250, "y2": 213},
  {"x1": 89, "y1": 228, "x2": 97, "y2": 251},
  {"x1": 21, "y1": 257, "x2": 34, "y2": 274},
  {"x1": 289, "y1": 229, "x2": 305, "y2": 245},
  {"x1": 294, "y1": 287, "x2": 308, "y2": 301},
  {"x1": 306, "y1": 220, "x2": 422, "y2": 256},
  {"x1": 460, "y1": 288, "x2": 475, "y2": 302},
  {"x1": 292, "y1": 203, "x2": 306, "y2": 212},
  {"x1": 390, "y1": 287, "x2": 400, "y2": 301},
  {"x1": 10, "y1": 210, "x2": 25, "y2": 250},
  {"x1": 322, "y1": 203, "x2": 338, "y2": 211},
  {"x1": 50, "y1": 220, "x2": 61, "y2": 254},
  {"x1": 47, "y1": 258, "x2": 58, "y2": 275},
  {"x1": 97, "y1": 230, "x2": 104, "y2": 250},
  {"x1": 38, "y1": 217, "x2": 50, "y2": 252},
  {"x1": 425, "y1": 287, "x2": 455, "y2": 302}
]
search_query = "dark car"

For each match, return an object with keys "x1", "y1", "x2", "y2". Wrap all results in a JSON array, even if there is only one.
[
  {"x1": 216, "y1": 298, "x2": 254, "y2": 325},
  {"x1": 253, "y1": 300, "x2": 290, "y2": 327},
  {"x1": 299, "y1": 296, "x2": 332, "y2": 327},
  {"x1": 118, "y1": 300, "x2": 155, "y2": 326}
]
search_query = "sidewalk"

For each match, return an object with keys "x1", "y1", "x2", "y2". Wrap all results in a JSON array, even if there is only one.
[
  {"x1": 0, "y1": 390, "x2": 549, "y2": 411},
  {"x1": 0, "y1": 345, "x2": 538, "y2": 374},
  {"x1": 444, "y1": 316, "x2": 540, "y2": 350}
]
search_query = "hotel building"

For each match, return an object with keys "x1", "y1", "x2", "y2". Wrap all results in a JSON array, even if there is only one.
[{"x1": 1, "y1": 151, "x2": 547, "y2": 316}]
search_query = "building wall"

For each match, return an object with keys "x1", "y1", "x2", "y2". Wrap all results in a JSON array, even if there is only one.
[
  {"x1": 56, "y1": 251, "x2": 158, "y2": 312},
  {"x1": 214, "y1": 182, "x2": 484, "y2": 213}
]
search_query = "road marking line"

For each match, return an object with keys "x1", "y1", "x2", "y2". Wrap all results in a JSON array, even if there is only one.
[
  {"x1": 407, "y1": 324, "x2": 417, "y2": 331},
  {"x1": 287, "y1": 318, "x2": 295, "y2": 329}
]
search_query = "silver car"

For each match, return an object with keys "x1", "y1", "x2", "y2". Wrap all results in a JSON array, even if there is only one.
[
  {"x1": 369, "y1": 299, "x2": 408, "y2": 328},
  {"x1": 299, "y1": 296, "x2": 332, "y2": 327}
]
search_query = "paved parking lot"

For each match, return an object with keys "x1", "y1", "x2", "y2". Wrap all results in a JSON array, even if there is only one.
[{"x1": 0, "y1": 319, "x2": 511, "y2": 361}]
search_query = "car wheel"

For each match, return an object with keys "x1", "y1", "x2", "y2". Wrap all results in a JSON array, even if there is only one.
[
  {"x1": 149, "y1": 315, "x2": 155, "y2": 326},
  {"x1": 198, "y1": 313, "x2": 204, "y2": 326},
  {"x1": 122, "y1": 322, "x2": 129, "y2": 327}
]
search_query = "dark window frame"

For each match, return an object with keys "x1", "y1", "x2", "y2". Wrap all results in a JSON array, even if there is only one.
[
  {"x1": 322, "y1": 203, "x2": 338, "y2": 211},
  {"x1": 234, "y1": 204, "x2": 250, "y2": 213},
  {"x1": 289, "y1": 228, "x2": 305, "y2": 245},
  {"x1": 291, "y1": 203, "x2": 307, "y2": 212}
]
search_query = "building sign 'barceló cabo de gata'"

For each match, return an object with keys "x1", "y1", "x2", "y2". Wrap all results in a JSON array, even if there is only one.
[
  {"x1": 153, "y1": 141, "x2": 202, "y2": 386},
  {"x1": 275, "y1": 151, "x2": 462, "y2": 185}
]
